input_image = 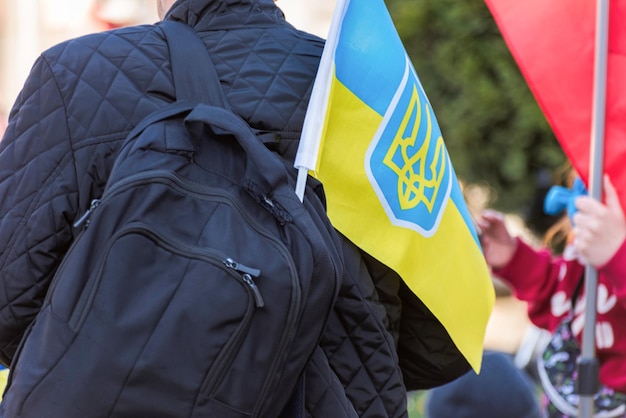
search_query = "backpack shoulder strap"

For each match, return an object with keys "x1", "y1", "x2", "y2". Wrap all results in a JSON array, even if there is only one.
[
  {"x1": 159, "y1": 20, "x2": 228, "y2": 108},
  {"x1": 159, "y1": 20, "x2": 288, "y2": 150}
]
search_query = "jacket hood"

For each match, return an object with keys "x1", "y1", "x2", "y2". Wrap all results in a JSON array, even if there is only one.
[{"x1": 165, "y1": 0, "x2": 287, "y2": 30}]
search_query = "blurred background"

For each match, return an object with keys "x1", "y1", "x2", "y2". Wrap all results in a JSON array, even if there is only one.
[{"x1": 0, "y1": 0, "x2": 565, "y2": 415}]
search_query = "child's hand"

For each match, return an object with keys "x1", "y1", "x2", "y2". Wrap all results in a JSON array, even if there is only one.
[
  {"x1": 477, "y1": 209, "x2": 518, "y2": 270},
  {"x1": 573, "y1": 175, "x2": 626, "y2": 267}
]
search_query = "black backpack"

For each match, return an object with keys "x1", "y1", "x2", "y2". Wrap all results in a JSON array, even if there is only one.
[{"x1": 1, "y1": 21, "x2": 343, "y2": 418}]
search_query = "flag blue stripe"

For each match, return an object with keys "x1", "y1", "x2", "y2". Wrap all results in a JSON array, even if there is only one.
[{"x1": 335, "y1": 1, "x2": 405, "y2": 116}]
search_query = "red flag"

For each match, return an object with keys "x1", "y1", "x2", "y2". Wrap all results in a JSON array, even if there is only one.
[{"x1": 484, "y1": 0, "x2": 626, "y2": 209}]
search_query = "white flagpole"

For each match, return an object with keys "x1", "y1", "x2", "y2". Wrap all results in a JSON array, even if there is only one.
[
  {"x1": 294, "y1": 0, "x2": 349, "y2": 202},
  {"x1": 578, "y1": 1, "x2": 609, "y2": 417}
]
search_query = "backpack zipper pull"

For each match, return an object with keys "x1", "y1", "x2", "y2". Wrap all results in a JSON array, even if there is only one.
[
  {"x1": 73, "y1": 199, "x2": 102, "y2": 229},
  {"x1": 223, "y1": 258, "x2": 264, "y2": 308}
]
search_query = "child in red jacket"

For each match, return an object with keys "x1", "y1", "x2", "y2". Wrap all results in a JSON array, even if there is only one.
[{"x1": 478, "y1": 175, "x2": 626, "y2": 417}]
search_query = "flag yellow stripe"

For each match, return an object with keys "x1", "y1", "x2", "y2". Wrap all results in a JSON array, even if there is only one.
[{"x1": 317, "y1": 75, "x2": 493, "y2": 371}]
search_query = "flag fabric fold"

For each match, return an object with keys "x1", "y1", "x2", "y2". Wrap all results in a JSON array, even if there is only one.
[
  {"x1": 295, "y1": 0, "x2": 494, "y2": 372},
  {"x1": 484, "y1": 0, "x2": 626, "y2": 209}
]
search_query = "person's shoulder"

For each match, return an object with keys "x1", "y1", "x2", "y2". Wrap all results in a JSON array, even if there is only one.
[
  {"x1": 34, "y1": 23, "x2": 170, "y2": 104},
  {"x1": 41, "y1": 23, "x2": 165, "y2": 63}
]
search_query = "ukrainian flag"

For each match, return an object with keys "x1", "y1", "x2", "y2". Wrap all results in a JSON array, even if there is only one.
[
  {"x1": 295, "y1": 0, "x2": 494, "y2": 372},
  {"x1": 0, "y1": 366, "x2": 7, "y2": 399}
]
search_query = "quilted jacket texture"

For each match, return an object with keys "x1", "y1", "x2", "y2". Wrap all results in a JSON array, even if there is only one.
[{"x1": 0, "y1": 0, "x2": 470, "y2": 416}]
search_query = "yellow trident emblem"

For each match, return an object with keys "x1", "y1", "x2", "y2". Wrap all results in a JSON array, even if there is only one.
[{"x1": 382, "y1": 84, "x2": 446, "y2": 213}]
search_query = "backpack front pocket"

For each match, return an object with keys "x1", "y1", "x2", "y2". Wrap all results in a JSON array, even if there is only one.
[{"x1": 25, "y1": 223, "x2": 260, "y2": 417}]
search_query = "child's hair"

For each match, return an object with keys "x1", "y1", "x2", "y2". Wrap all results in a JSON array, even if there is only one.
[
  {"x1": 542, "y1": 163, "x2": 576, "y2": 252},
  {"x1": 542, "y1": 215, "x2": 571, "y2": 252}
]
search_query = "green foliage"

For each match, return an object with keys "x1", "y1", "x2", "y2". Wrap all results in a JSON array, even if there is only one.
[
  {"x1": 408, "y1": 390, "x2": 427, "y2": 417},
  {"x1": 387, "y1": 0, "x2": 567, "y2": 213}
]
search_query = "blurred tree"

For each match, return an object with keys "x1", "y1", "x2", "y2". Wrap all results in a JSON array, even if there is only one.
[{"x1": 387, "y1": 0, "x2": 567, "y2": 221}]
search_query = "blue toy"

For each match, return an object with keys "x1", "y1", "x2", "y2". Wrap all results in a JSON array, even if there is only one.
[{"x1": 543, "y1": 177, "x2": 588, "y2": 220}]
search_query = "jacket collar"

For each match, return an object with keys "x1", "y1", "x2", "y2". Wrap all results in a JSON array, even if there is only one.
[{"x1": 165, "y1": 0, "x2": 286, "y2": 30}]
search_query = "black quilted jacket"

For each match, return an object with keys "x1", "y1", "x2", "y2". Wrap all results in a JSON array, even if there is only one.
[{"x1": 0, "y1": 0, "x2": 469, "y2": 416}]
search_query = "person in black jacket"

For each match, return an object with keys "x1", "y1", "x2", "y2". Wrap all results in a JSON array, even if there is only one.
[{"x1": 0, "y1": 0, "x2": 470, "y2": 416}]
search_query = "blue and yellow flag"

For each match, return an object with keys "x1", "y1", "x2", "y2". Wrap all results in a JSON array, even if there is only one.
[{"x1": 295, "y1": 0, "x2": 494, "y2": 372}]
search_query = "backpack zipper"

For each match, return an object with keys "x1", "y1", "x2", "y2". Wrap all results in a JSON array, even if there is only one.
[
  {"x1": 73, "y1": 199, "x2": 101, "y2": 229},
  {"x1": 224, "y1": 258, "x2": 264, "y2": 308}
]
